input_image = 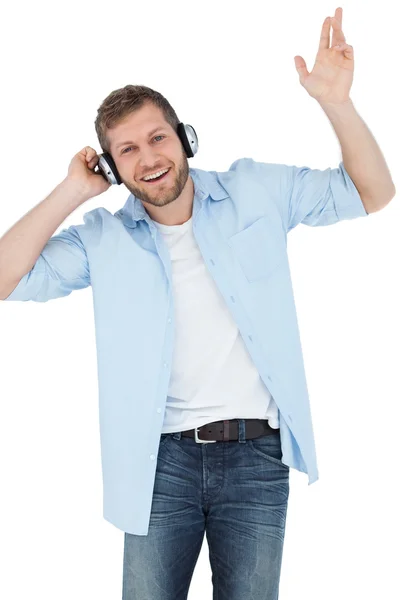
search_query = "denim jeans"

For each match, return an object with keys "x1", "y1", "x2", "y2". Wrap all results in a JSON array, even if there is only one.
[{"x1": 122, "y1": 419, "x2": 290, "y2": 600}]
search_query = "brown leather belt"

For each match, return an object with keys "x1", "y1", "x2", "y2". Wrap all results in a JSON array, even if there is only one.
[{"x1": 180, "y1": 418, "x2": 279, "y2": 444}]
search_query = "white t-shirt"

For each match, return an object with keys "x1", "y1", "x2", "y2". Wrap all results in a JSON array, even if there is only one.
[{"x1": 153, "y1": 215, "x2": 280, "y2": 433}]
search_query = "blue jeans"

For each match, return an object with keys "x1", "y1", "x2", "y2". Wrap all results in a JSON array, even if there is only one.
[{"x1": 122, "y1": 420, "x2": 290, "y2": 600}]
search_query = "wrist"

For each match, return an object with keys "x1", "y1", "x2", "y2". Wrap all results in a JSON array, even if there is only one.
[
  {"x1": 60, "y1": 177, "x2": 91, "y2": 205},
  {"x1": 318, "y1": 97, "x2": 354, "y2": 113},
  {"x1": 318, "y1": 98, "x2": 358, "y2": 125}
]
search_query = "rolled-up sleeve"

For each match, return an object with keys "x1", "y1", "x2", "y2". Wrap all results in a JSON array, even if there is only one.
[
  {"x1": 233, "y1": 158, "x2": 369, "y2": 233},
  {"x1": 2, "y1": 224, "x2": 90, "y2": 302},
  {"x1": 286, "y1": 160, "x2": 369, "y2": 231}
]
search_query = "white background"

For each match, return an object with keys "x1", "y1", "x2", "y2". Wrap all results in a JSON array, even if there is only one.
[{"x1": 0, "y1": 0, "x2": 399, "y2": 598}]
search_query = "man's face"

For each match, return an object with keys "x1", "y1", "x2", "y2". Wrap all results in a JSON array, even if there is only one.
[{"x1": 108, "y1": 103, "x2": 190, "y2": 208}]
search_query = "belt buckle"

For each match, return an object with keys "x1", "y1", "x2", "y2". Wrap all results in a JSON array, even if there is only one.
[{"x1": 195, "y1": 426, "x2": 217, "y2": 444}]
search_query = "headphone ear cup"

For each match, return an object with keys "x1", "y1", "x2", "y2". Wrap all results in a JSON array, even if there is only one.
[
  {"x1": 97, "y1": 152, "x2": 123, "y2": 185},
  {"x1": 177, "y1": 123, "x2": 198, "y2": 158}
]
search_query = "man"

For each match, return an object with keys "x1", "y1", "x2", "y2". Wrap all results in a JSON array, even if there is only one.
[{"x1": 0, "y1": 7, "x2": 395, "y2": 600}]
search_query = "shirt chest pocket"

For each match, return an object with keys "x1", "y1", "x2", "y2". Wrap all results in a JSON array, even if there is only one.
[{"x1": 227, "y1": 216, "x2": 285, "y2": 282}]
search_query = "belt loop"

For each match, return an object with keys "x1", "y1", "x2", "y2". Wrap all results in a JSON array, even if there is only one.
[
  {"x1": 223, "y1": 420, "x2": 230, "y2": 442},
  {"x1": 238, "y1": 419, "x2": 246, "y2": 443}
]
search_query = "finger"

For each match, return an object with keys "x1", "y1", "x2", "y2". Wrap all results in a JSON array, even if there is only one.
[
  {"x1": 333, "y1": 43, "x2": 354, "y2": 58},
  {"x1": 294, "y1": 55, "x2": 310, "y2": 85},
  {"x1": 333, "y1": 6, "x2": 343, "y2": 47},
  {"x1": 335, "y1": 6, "x2": 343, "y2": 26},
  {"x1": 318, "y1": 16, "x2": 331, "y2": 51},
  {"x1": 86, "y1": 151, "x2": 97, "y2": 162},
  {"x1": 331, "y1": 16, "x2": 346, "y2": 48}
]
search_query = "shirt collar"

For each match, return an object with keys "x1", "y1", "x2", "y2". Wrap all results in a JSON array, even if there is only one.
[{"x1": 114, "y1": 166, "x2": 229, "y2": 228}]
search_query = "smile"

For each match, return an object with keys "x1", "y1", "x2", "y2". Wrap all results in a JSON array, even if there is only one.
[{"x1": 142, "y1": 168, "x2": 171, "y2": 184}]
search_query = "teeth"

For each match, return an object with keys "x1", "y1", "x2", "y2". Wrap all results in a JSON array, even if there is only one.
[{"x1": 143, "y1": 168, "x2": 169, "y2": 181}]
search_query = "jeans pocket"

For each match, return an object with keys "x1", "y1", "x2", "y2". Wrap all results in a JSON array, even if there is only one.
[{"x1": 248, "y1": 433, "x2": 289, "y2": 469}]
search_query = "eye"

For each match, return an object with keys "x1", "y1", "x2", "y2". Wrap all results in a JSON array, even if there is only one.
[{"x1": 121, "y1": 136, "x2": 165, "y2": 155}]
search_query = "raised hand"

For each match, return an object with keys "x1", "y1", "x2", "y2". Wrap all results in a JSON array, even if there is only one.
[{"x1": 294, "y1": 7, "x2": 354, "y2": 105}]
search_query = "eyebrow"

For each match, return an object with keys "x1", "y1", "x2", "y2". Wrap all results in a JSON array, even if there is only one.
[{"x1": 115, "y1": 126, "x2": 166, "y2": 149}]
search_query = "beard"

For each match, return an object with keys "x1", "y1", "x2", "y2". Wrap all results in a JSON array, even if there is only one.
[{"x1": 122, "y1": 149, "x2": 190, "y2": 208}]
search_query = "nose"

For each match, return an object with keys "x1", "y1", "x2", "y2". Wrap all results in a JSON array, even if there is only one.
[{"x1": 138, "y1": 145, "x2": 162, "y2": 170}]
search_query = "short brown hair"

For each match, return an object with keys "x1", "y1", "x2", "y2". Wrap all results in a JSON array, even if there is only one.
[{"x1": 94, "y1": 84, "x2": 180, "y2": 155}]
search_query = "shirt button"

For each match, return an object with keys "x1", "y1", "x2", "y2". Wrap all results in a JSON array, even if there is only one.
[
  {"x1": 150, "y1": 454, "x2": 156, "y2": 460},
  {"x1": 164, "y1": 362, "x2": 168, "y2": 368},
  {"x1": 156, "y1": 408, "x2": 161, "y2": 413},
  {"x1": 167, "y1": 318, "x2": 171, "y2": 323}
]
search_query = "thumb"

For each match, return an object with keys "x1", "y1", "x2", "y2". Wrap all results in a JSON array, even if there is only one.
[{"x1": 294, "y1": 55, "x2": 309, "y2": 86}]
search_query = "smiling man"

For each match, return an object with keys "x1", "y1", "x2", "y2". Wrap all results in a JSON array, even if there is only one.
[{"x1": 0, "y1": 6, "x2": 396, "y2": 600}]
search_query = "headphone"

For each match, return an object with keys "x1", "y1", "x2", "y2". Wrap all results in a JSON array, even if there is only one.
[{"x1": 95, "y1": 123, "x2": 198, "y2": 185}]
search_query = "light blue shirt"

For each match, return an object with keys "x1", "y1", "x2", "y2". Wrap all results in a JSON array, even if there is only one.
[{"x1": 3, "y1": 157, "x2": 369, "y2": 534}]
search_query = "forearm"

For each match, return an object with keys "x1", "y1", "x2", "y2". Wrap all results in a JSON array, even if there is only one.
[
  {"x1": 0, "y1": 178, "x2": 89, "y2": 296},
  {"x1": 319, "y1": 98, "x2": 396, "y2": 212}
]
